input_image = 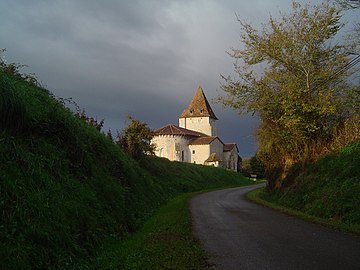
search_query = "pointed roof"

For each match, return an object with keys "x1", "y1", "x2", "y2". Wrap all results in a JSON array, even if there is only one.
[
  {"x1": 179, "y1": 86, "x2": 218, "y2": 120},
  {"x1": 154, "y1": 124, "x2": 207, "y2": 137}
]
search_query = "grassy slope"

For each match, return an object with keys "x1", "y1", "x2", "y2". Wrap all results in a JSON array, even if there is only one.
[
  {"x1": 96, "y1": 193, "x2": 208, "y2": 270},
  {"x1": 95, "y1": 163, "x2": 254, "y2": 270},
  {"x1": 0, "y1": 70, "x2": 252, "y2": 269},
  {"x1": 255, "y1": 140, "x2": 360, "y2": 234}
]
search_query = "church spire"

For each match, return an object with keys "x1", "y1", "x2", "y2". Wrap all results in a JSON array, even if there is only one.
[{"x1": 179, "y1": 86, "x2": 218, "y2": 120}]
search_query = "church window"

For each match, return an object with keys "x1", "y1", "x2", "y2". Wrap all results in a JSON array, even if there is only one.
[
  {"x1": 192, "y1": 150, "x2": 196, "y2": 154},
  {"x1": 181, "y1": 150, "x2": 184, "y2": 161},
  {"x1": 200, "y1": 109, "x2": 204, "y2": 114},
  {"x1": 190, "y1": 109, "x2": 193, "y2": 114}
]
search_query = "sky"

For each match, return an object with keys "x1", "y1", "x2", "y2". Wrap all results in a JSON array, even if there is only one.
[{"x1": 1, "y1": 0, "x2": 358, "y2": 157}]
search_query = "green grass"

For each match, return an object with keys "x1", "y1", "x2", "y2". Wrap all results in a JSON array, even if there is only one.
[
  {"x1": 247, "y1": 140, "x2": 360, "y2": 236},
  {"x1": 95, "y1": 193, "x2": 208, "y2": 270},
  {"x1": 0, "y1": 69, "x2": 253, "y2": 269},
  {"x1": 96, "y1": 178, "x2": 255, "y2": 270}
]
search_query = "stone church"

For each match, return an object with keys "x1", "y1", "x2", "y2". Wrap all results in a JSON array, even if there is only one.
[{"x1": 152, "y1": 86, "x2": 240, "y2": 171}]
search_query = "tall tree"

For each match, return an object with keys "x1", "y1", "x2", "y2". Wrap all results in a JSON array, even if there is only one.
[{"x1": 219, "y1": 2, "x2": 356, "y2": 189}]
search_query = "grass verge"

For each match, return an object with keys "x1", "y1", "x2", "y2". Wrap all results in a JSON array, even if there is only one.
[
  {"x1": 246, "y1": 187, "x2": 360, "y2": 236},
  {"x1": 95, "y1": 192, "x2": 209, "y2": 270},
  {"x1": 97, "y1": 181, "x2": 259, "y2": 270}
]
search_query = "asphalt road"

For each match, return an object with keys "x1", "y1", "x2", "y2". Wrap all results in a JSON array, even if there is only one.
[{"x1": 190, "y1": 184, "x2": 360, "y2": 270}]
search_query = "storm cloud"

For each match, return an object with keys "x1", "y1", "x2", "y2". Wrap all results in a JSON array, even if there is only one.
[{"x1": 2, "y1": 0, "x2": 356, "y2": 157}]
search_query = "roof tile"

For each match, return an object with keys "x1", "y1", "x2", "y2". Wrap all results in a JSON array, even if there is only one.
[
  {"x1": 223, "y1": 143, "x2": 238, "y2": 152},
  {"x1": 189, "y1": 136, "x2": 226, "y2": 145},
  {"x1": 154, "y1": 124, "x2": 207, "y2": 137},
  {"x1": 179, "y1": 86, "x2": 218, "y2": 120}
]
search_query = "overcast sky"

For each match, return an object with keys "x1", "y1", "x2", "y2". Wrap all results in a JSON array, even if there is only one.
[{"x1": 1, "y1": 0, "x2": 358, "y2": 157}]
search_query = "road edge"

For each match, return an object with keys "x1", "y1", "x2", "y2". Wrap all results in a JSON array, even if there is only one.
[{"x1": 246, "y1": 187, "x2": 360, "y2": 237}]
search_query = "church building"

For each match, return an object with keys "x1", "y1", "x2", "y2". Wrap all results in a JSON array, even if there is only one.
[{"x1": 152, "y1": 86, "x2": 240, "y2": 171}]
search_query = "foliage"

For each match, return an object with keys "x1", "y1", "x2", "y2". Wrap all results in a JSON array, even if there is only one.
[
  {"x1": 240, "y1": 155, "x2": 265, "y2": 178},
  {"x1": 116, "y1": 116, "x2": 155, "y2": 160},
  {"x1": 0, "y1": 72, "x2": 27, "y2": 131},
  {"x1": 0, "y1": 67, "x2": 251, "y2": 269},
  {"x1": 0, "y1": 48, "x2": 40, "y2": 87},
  {"x1": 1, "y1": 48, "x2": 105, "y2": 133},
  {"x1": 219, "y1": 1, "x2": 359, "y2": 189},
  {"x1": 249, "y1": 155, "x2": 265, "y2": 178},
  {"x1": 240, "y1": 158, "x2": 251, "y2": 176},
  {"x1": 254, "y1": 139, "x2": 360, "y2": 234},
  {"x1": 75, "y1": 108, "x2": 104, "y2": 131}
]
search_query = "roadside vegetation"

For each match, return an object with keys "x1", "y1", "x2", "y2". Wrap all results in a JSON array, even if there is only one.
[
  {"x1": 219, "y1": 1, "x2": 360, "y2": 190},
  {"x1": 95, "y1": 193, "x2": 209, "y2": 270},
  {"x1": 248, "y1": 139, "x2": 360, "y2": 235},
  {"x1": 97, "y1": 172, "x2": 256, "y2": 270},
  {"x1": 2, "y1": 1, "x2": 359, "y2": 269},
  {"x1": 223, "y1": 0, "x2": 360, "y2": 236},
  {"x1": 0, "y1": 55, "x2": 252, "y2": 269}
]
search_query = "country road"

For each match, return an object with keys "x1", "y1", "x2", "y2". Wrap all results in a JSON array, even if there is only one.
[{"x1": 190, "y1": 184, "x2": 360, "y2": 270}]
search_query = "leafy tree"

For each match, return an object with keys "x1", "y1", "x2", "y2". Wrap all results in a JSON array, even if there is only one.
[
  {"x1": 116, "y1": 116, "x2": 155, "y2": 160},
  {"x1": 240, "y1": 155, "x2": 265, "y2": 178},
  {"x1": 249, "y1": 155, "x2": 265, "y2": 178},
  {"x1": 219, "y1": 2, "x2": 358, "y2": 189}
]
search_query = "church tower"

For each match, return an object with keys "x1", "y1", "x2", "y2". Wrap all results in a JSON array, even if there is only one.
[{"x1": 178, "y1": 86, "x2": 218, "y2": 136}]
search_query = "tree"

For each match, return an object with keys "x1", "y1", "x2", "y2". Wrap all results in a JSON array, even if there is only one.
[
  {"x1": 240, "y1": 155, "x2": 265, "y2": 178},
  {"x1": 249, "y1": 155, "x2": 265, "y2": 178},
  {"x1": 219, "y1": 2, "x2": 357, "y2": 189},
  {"x1": 116, "y1": 116, "x2": 155, "y2": 160}
]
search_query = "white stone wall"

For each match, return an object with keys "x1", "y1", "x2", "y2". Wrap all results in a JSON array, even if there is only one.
[
  {"x1": 188, "y1": 144, "x2": 210, "y2": 165},
  {"x1": 188, "y1": 138, "x2": 224, "y2": 166},
  {"x1": 178, "y1": 117, "x2": 216, "y2": 136},
  {"x1": 178, "y1": 118, "x2": 186, "y2": 129},
  {"x1": 152, "y1": 135, "x2": 191, "y2": 162},
  {"x1": 152, "y1": 134, "x2": 239, "y2": 170}
]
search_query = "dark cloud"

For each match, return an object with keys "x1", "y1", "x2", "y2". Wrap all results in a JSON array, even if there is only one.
[{"x1": 1, "y1": 0, "x2": 356, "y2": 157}]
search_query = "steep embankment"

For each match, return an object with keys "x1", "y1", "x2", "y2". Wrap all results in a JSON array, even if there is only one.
[
  {"x1": 260, "y1": 139, "x2": 360, "y2": 233},
  {"x1": 0, "y1": 70, "x2": 251, "y2": 269}
]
